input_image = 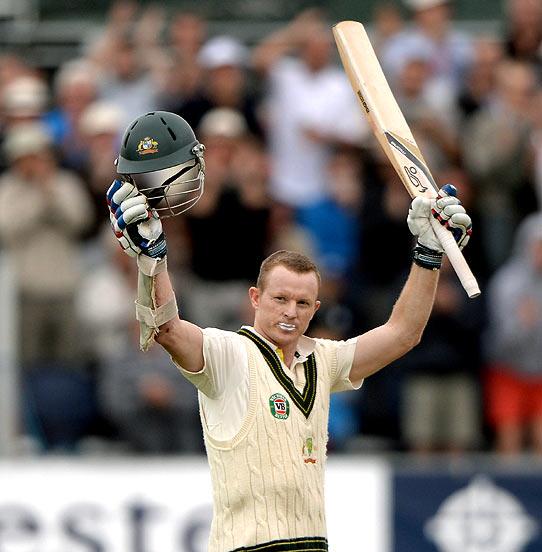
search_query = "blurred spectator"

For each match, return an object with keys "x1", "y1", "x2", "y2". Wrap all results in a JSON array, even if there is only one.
[
  {"x1": 484, "y1": 213, "x2": 542, "y2": 455},
  {"x1": 2, "y1": 75, "x2": 48, "y2": 129},
  {"x1": 370, "y1": 2, "x2": 405, "y2": 56},
  {"x1": 24, "y1": 362, "x2": 99, "y2": 452},
  {"x1": 504, "y1": 0, "x2": 542, "y2": 73},
  {"x1": 0, "y1": 73, "x2": 48, "y2": 170},
  {"x1": 86, "y1": 0, "x2": 139, "y2": 67},
  {"x1": 296, "y1": 146, "x2": 363, "y2": 281},
  {"x1": 0, "y1": 122, "x2": 96, "y2": 452},
  {"x1": 357, "y1": 151, "x2": 413, "y2": 298},
  {"x1": 76, "y1": 233, "x2": 201, "y2": 454},
  {"x1": 132, "y1": 4, "x2": 167, "y2": 63},
  {"x1": 267, "y1": 202, "x2": 316, "y2": 259},
  {"x1": 159, "y1": 12, "x2": 207, "y2": 109},
  {"x1": 0, "y1": 123, "x2": 94, "y2": 365},
  {"x1": 0, "y1": 53, "x2": 29, "y2": 91},
  {"x1": 394, "y1": 55, "x2": 459, "y2": 170},
  {"x1": 99, "y1": 327, "x2": 202, "y2": 454},
  {"x1": 168, "y1": 11, "x2": 207, "y2": 61},
  {"x1": 78, "y1": 101, "x2": 123, "y2": 239},
  {"x1": 532, "y1": 90, "x2": 542, "y2": 209},
  {"x1": 398, "y1": 262, "x2": 482, "y2": 454},
  {"x1": 462, "y1": 59, "x2": 538, "y2": 270},
  {"x1": 348, "y1": 156, "x2": 413, "y2": 442},
  {"x1": 0, "y1": 55, "x2": 33, "y2": 128},
  {"x1": 174, "y1": 35, "x2": 263, "y2": 139},
  {"x1": 98, "y1": 35, "x2": 159, "y2": 129},
  {"x1": 77, "y1": 231, "x2": 134, "y2": 365},
  {"x1": 382, "y1": 0, "x2": 473, "y2": 93},
  {"x1": 182, "y1": 108, "x2": 271, "y2": 329},
  {"x1": 43, "y1": 59, "x2": 99, "y2": 172},
  {"x1": 252, "y1": 9, "x2": 366, "y2": 208},
  {"x1": 88, "y1": 0, "x2": 169, "y2": 86},
  {"x1": 456, "y1": 36, "x2": 504, "y2": 121}
]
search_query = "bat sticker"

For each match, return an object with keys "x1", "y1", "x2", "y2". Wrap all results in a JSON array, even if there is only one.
[
  {"x1": 403, "y1": 165, "x2": 427, "y2": 193},
  {"x1": 385, "y1": 132, "x2": 439, "y2": 194},
  {"x1": 356, "y1": 90, "x2": 370, "y2": 113}
]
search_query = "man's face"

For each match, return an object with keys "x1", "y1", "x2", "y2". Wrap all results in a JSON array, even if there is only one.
[
  {"x1": 13, "y1": 151, "x2": 54, "y2": 182},
  {"x1": 249, "y1": 265, "x2": 320, "y2": 349},
  {"x1": 301, "y1": 32, "x2": 332, "y2": 72}
]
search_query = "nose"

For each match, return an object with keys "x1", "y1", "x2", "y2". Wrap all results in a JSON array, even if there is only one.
[{"x1": 283, "y1": 300, "x2": 297, "y2": 318}]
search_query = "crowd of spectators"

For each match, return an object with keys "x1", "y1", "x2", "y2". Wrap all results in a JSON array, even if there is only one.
[{"x1": 1, "y1": 0, "x2": 542, "y2": 457}]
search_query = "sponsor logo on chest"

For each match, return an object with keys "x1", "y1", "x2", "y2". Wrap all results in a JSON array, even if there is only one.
[{"x1": 269, "y1": 393, "x2": 290, "y2": 420}]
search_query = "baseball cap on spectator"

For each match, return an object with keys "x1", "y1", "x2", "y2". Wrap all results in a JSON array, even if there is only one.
[
  {"x1": 199, "y1": 108, "x2": 247, "y2": 138},
  {"x1": 3, "y1": 76, "x2": 48, "y2": 117},
  {"x1": 79, "y1": 102, "x2": 122, "y2": 136},
  {"x1": 198, "y1": 36, "x2": 249, "y2": 69},
  {"x1": 404, "y1": 0, "x2": 449, "y2": 9},
  {"x1": 3, "y1": 122, "x2": 52, "y2": 161}
]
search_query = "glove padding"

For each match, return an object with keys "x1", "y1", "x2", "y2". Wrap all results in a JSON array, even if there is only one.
[
  {"x1": 407, "y1": 184, "x2": 472, "y2": 253},
  {"x1": 106, "y1": 179, "x2": 167, "y2": 259}
]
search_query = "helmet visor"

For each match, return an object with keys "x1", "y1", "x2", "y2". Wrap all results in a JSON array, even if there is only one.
[{"x1": 129, "y1": 157, "x2": 205, "y2": 218}]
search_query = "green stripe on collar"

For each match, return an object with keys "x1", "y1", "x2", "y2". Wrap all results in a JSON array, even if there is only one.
[{"x1": 238, "y1": 328, "x2": 317, "y2": 419}]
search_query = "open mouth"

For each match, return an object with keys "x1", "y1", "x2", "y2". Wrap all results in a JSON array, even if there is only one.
[{"x1": 277, "y1": 323, "x2": 296, "y2": 332}]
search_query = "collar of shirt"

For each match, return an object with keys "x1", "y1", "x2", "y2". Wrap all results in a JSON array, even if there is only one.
[{"x1": 241, "y1": 325, "x2": 316, "y2": 364}]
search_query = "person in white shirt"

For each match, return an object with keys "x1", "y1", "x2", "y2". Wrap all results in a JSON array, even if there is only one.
[
  {"x1": 252, "y1": 10, "x2": 367, "y2": 208},
  {"x1": 106, "y1": 110, "x2": 472, "y2": 551}
]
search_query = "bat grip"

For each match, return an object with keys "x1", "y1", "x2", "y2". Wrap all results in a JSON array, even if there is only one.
[{"x1": 430, "y1": 218, "x2": 481, "y2": 298}]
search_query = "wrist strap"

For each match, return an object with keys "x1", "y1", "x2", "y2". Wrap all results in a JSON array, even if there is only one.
[
  {"x1": 135, "y1": 296, "x2": 178, "y2": 329},
  {"x1": 136, "y1": 255, "x2": 172, "y2": 351},
  {"x1": 412, "y1": 243, "x2": 443, "y2": 271}
]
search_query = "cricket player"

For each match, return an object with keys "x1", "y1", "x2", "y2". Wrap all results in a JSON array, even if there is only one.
[{"x1": 107, "y1": 111, "x2": 472, "y2": 551}]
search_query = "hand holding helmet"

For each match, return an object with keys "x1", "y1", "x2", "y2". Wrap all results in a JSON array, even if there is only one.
[
  {"x1": 107, "y1": 111, "x2": 205, "y2": 260},
  {"x1": 106, "y1": 179, "x2": 167, "y2": 259}
]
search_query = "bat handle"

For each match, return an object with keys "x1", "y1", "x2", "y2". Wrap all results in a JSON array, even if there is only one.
[{"x1": 429, "y1": 217, "x2": 481, "y2": 298}]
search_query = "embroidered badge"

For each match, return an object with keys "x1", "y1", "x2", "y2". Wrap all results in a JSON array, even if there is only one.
[
  {"x1": 302, "y1": 437, "x2": 317, "y2": 464},
  {"x1": 269, "y1": 393, "x2": 290, "y2": 420},
  {"x1": 136, "y1": 137, "x2": 159, "y2": 155}
]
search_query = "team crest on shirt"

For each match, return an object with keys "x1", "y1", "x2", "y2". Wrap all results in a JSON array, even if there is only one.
[
  {"x1": 136, "y1": 137, "x2": 159, "y2": 155},
  {"x1": 302, "y1": 437, "x2": 317, "y2": 464},
  {"x1": 269, "y1": 393, "x2": 290, "y2": 420}
]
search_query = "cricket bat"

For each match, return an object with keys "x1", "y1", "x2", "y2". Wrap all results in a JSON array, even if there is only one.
[{"x1": 333, "y1": 20, "x2": 480, "y2": 298}]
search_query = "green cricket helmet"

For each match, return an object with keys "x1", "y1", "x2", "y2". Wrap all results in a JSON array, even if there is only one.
[{"x1": 116, "y1": 111, "x2": 205, "y2": 217}]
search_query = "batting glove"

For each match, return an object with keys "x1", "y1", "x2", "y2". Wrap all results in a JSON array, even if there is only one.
[
  {"x1": 106, "y1": 179, "x2": 167, "y2": 259},
  {"x1": 407, "y1": 184, "x2": 472, "y2": 253}
]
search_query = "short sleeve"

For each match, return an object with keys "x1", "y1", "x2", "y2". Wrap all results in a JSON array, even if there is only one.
[
  {"x1": 172, "y1": 328, "x2": 246, "y2": 399},
  {"x1": 329, "y1": 337, "x2": 362, "y2": 393}
]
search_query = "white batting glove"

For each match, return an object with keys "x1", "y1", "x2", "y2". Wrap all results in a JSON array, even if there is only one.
[
  {"x1": 106, "y1": 179, "x2": 167, "y2": 259},
  {"x1": 407, "y1": 184, "x2": 472, "y2": 253}
]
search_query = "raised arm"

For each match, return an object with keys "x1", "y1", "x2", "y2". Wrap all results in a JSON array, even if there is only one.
[
  {"x1": 152, "y1": 269, "x2": 204, "y2": 372},
  {"x1": 349, "y1": 185, "x2": 473, "y2": 383},
  {"x1": 252, "y1": 8, "x2": 324, "y2": 74},
  {"x1": 107, "y1": 178, "x2": 204, "y2": 373}
]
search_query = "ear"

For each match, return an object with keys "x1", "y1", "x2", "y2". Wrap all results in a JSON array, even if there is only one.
[
  {"x1": 248, "y1": 286, "x2": 260, "y2": 309},
  {"x1": 312, "y1": 300, "x2": 321, "y2": 318}
]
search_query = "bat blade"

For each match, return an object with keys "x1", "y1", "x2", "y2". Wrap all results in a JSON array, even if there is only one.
[{"x1": 333, "y1": 20, "x2": 480, "y2": 298}]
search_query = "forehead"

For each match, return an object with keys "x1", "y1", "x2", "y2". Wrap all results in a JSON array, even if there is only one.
[{"x1": 264, "y1": 265, "x2": 319, "y2": 297}]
